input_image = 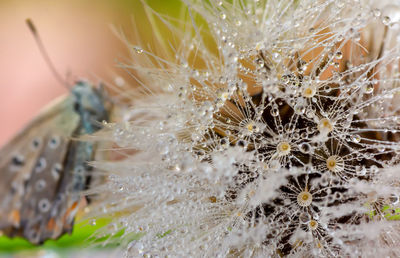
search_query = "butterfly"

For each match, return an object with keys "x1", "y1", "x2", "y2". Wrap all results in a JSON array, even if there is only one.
[{"x1": 0, "y1": 80, "x2": 109, "y2": 244}]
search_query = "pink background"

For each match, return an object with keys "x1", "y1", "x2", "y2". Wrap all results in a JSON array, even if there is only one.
[{"x1": 0, "y1": 0, "x2": 132, "y2": 146}]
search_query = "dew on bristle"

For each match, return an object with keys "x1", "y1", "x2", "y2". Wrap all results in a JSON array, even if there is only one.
[
  {"x1": 299, "y1": 212, "x2": 310, "y2": 223},
  {"x1": 298, "y1": 142, "x2": 312, "y2": 154},
  {"x1": 351, "y1": 134, "x2": 361, "y2": 143},
  {"x1": 382, "y1": 16, "x2": 391, "y2": 26},
  {"x1": 335, "y1": 51, "x2": 343, "y2": 60},
  {"x1": 389, "y1": 194, "x2": 399, "y2": 205},
  {"x1": 134, "y1": 46, "x2": 143, "y2": 54}
]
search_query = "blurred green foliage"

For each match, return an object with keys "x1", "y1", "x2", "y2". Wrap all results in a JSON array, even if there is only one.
[{"x1": 0, "y1": 218, "x2": 108, "y2": 254}]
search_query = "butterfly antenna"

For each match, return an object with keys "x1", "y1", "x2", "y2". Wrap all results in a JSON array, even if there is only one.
[{"x1": 26, "y1": 18, "x2": 70, "y2": 89}]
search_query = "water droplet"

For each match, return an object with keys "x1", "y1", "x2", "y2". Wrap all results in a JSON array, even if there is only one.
[
  {"x1": 134, "y1": 47, "x2": 143, "y2": 54},
  {"x1": 335, "y1": 51, "x2": 343, "y2": 59},
  {"x1": 299, "y1": 64, "x2": 307, "y2": 74},
  {"x1": 127, "y1": 241, "x2": 145, "y2": 255},
  {"x1": 389, "y1": 194, "x2": 399, "y2": 205},
  {"x1": 171, "y1": 164, "x2": 181, "y2": 171},
  {"x1": 299, "y1": 212, "x2": 310, "y2": 223},
  {"x1": 306, "y1": 109, "x2": 315, "y2": 118},
  {"x1": 382, "y1": 16, "x2": 391, "y2": 26},
  {"x1": 370, "y1": 165, "x2": 379, "y2": 174},
  {"x1": 220, "y1": 138, "x2": 229, "y2": 148},
  {"x1": 373, "y1": 8, "x2": 381, "y2": 17},
  {"x1": 294, "y1": 104, "x2": 306, "y2": 115},
  {"x1": 270, "y1": 108, "x2": 279, "y2": 117},
  {"x1": 298, "y1": 143, "x2": 312, "y2": 154},
  {"x1": 356, "y1": 166, "x2": 367, "y2": 176},
  {"x1": 237, "y1": 139, "x2": 248, "y2": 149},
  {"x1": 365, "y1": 84, "x2": 374, "y2": 94},
  {"x1": 351, "y1": 134, "x2": 361, "y2": 143},
  {"x1": 272, "y1": 52, "x2": 281, "y2": 62},
  {"x1": 336, "y1": 0, "x2": 345, "y2": 8},
  {"x1": 114, "y1": 76, "x2": 125, "y2": 87}
]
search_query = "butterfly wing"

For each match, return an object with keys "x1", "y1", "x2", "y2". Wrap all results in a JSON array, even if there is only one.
[
  {"x1": 35, "y1": 81, "x2": 110, "y2": 242},
  {"x1": 0, "y1": 94, "x2": 81, "y2": 243},
  {"x1": 0, "y1": 81, "x2": 109, "y2": 244}
]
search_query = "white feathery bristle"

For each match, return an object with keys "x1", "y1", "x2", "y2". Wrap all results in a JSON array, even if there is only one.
[{"x1": 87, "y1": 0, "x2": 400, "y2": 256}]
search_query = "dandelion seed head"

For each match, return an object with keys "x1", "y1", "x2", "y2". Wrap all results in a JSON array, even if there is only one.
[{"x1": 89, "y1": 0, "x2": 400, "y2": 256}]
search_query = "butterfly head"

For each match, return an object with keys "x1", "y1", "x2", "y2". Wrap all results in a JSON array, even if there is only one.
[{"x1": 72, "y1": 80, "x2": 109, "y2": 133}]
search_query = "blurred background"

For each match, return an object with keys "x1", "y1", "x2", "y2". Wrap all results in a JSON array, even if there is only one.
[
  {"x1": 0, "y1": 0, "x2": 181, "y2": 147},
  {"x1": 0, "y1": 0, "x2": 132, "y2": 147},
  {"x1": 0, "y1": 0, "x2": 180, "y2": 255}
]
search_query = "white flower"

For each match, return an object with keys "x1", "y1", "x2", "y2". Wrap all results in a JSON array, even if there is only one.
[{"x1": 88, "y1": 0, "x2": 400, "y2": 257}]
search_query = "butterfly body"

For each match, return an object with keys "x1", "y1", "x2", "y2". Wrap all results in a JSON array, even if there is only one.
[{"x1": 0, "y1": 81, "x2": 108, "y2": 244}]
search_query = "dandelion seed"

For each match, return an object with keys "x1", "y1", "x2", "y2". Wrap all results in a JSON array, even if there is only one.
[
  {"x1": 308, "y1": 220, "x2": 318, "y2": 231},
  {"x1": 277, "y1": 141, "x2": 291, "y2": 156},
  {"x1": 318, "y1": 118, "x2": 334, "y2": 134},
  {"x1": 297, "y1": 190, "x2": 313, "y2": 207},
  {"x1": 326, "y1": 155, "x2": 344, "y2": 173},
  {"x1": 302, "y1": 85, "x2": 317, "y2": 98}
]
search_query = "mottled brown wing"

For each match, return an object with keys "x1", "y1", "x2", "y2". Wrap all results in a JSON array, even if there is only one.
[{"x1": 0, "y1": 94, "x2": 80, "y2": 243}]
